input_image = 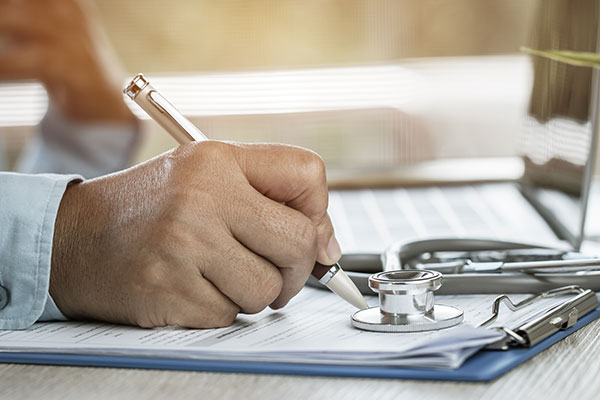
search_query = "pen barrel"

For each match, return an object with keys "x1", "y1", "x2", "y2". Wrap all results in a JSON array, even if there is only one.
[
  {"x1": 124, "y1": 74, "x2": 207, "y2": 144},
  {"x1": 132, "y1": 84, "x2": 196, "y2": 145}
]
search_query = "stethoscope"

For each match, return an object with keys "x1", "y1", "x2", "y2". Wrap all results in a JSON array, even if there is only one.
[
  {"x1": 308, "y1": 238, "x2": 600, "y2": 333},
  {"x1": 351, "y1": 269, "x2": 463, "y2": 332}
]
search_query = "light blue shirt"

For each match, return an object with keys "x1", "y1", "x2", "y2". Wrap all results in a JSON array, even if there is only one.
[{"x1": 0, "y1": 106, "x2": 138, "y2": 329}]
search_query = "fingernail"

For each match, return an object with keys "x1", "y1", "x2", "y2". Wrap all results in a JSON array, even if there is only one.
[{"x1": 326, "y1": 235, "x2": 342, "y2": 263}]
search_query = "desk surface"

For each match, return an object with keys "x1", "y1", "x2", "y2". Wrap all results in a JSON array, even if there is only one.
[{"x1": 2, "y1": 318, "x2": 599, "y2": 400}]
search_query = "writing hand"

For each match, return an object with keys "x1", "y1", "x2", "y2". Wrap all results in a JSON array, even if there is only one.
[{"x1": 50, "y1": 141, "x2": 341, "y2": 328}]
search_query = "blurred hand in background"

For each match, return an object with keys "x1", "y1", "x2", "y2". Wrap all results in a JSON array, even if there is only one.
[{"x1": 0, "y1": 0, "x2": 134, "y2": 123}]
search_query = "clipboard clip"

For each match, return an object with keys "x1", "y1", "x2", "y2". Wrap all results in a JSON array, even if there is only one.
[{"x1": 478, "y1": 286, "x2": 598, "y2": 350}]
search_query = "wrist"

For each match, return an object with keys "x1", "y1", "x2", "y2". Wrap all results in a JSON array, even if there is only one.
[{"x1": 49, "y1": 180, "x2": 88, "y2": 319}]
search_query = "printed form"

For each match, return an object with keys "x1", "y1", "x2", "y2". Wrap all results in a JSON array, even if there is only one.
[
  {"x1": 329, "y1": 183, "x2": 561, "y2": 254},
  {"x1": 0, "y1": 287, "x2": 570, "y2": 370}
]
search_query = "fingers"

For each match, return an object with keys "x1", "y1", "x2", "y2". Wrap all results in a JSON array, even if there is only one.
[
  {"x1": 126, "y1": 141, "x2": 342, "y2": 328},
  {"x1": 161, "y1": 274, "x2": 240, "y2": 329},
  {"x1": 200, "y1": 234, "x2": 283, "y2": 314},
  {"x1": 230, "y1": 143, "x2": 342, "y2": 265},
  {"x1": 232, "y1": 143, "x2": 328, "y2": 220},
  {"x1": 315, "y1": 213, "x2": 340, "y2": 268},
  {"x1": 226, "y1": 183, "x2": 318, "y2": 308},
  {"x1": 127, "y1": 248, "x2": 240, "y2": 329}
]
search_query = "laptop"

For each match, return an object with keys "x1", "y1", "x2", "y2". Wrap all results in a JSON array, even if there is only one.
[{"x1": 328, "y1": 1, "x2": 600, "y2": 261}]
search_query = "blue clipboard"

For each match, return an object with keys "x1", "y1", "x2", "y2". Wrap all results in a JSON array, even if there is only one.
[{"x1": 1, "y1": 306, "x2": 599, "y2": 382}]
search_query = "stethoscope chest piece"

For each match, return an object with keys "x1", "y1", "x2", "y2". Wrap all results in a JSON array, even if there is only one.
[{"x1": 351, "y1": 270, "x2": 464, "y2": 332}]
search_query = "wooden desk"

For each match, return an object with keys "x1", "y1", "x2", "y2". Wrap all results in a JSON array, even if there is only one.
[{"x1": 2, "y1": 318, "x2": 599, "y2": 400}]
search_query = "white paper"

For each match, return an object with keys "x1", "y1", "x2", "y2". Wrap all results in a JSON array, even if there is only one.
[
  {"x1": 0, "y1": 287, "x2": 570, "y2": 370},
  {"x1": 329, "y1": 183, "x2": 560, "y2": 254}
]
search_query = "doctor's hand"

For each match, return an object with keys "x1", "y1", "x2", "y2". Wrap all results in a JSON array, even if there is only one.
[
  {"x1": 49, "y1": 141, "x2": 342, "y2": 328},
  {"x1": 0, "y1": 0, "x2": 134, "y2": 123}
]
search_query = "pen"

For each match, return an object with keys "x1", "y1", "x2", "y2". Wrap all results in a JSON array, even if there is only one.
[{"x1": 124, "y1": 73, "x2": 368, "y2": 310}]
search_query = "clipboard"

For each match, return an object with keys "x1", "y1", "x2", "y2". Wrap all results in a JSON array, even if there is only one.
[{"x1": 1, "y1": 289, "x2": 598, "y2": 382}]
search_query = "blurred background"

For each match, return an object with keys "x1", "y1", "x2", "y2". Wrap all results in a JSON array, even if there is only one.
[
  {"x1": 0, "y1": 0, "x2": 587, "y2": 176},
  {"x1": 98, "y1": 0, "x2": 533, "y2": 71}
]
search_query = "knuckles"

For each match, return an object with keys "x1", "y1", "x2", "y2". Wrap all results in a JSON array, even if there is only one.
[
  {"x1": 286, "y1": 216, "x2": 319, "y2": 266},
  {"x1": 166, "y1": 141, "x2": 240, "y2": 207},
  {"x1": 294, "y1": 149, "x2": 327, "y2": 187},
  {"x1": 178, "y1": 140, "x2": 236, "y2": 169},
  {"x1": 241, "y1": 270, "x2": 283, "y2": 314}
]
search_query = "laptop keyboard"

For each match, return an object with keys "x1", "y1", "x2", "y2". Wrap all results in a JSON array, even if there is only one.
[{"x1": 329, "y1": 183, "x2": 559, "y2": 254}]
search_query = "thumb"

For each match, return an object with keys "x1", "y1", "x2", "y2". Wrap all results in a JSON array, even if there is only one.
[{"x1": 231, "y1": 142, "x2": 342, "y2": 265}]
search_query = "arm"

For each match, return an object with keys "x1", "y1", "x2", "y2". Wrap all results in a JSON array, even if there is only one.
[
  {"x1": 1, "y1": 142, "x2": 341, "y2": 329},
  {"x1": 0, "y1": 0, "x2": 140, "y2": 326}
]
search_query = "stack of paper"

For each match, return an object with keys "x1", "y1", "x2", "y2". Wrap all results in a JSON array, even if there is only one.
[{"x1": 0, "y1": 287, "x2": 572, "y2": 370}]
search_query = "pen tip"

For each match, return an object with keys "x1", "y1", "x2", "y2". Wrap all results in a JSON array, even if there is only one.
[{"x1": 325, "y1": 268, "x2": 369, "y2": 309}]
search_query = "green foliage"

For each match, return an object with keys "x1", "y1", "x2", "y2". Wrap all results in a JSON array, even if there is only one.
[{"x1": 521, "y1": 47, "x2": 600, "y2": 67}]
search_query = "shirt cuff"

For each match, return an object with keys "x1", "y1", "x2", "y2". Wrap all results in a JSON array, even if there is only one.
[
  {"x1": 0, "y1": 172, "x2": 82, "y2": 329},
  {"x1": 39, "y1": 294, "x2": 68, "y2": 321},
  {"x1": 17, "y1": 105, "x2": 140, "y2": 179}
]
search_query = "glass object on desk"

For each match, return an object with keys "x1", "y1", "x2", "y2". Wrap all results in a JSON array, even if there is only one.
[{"x1": 519, "y1": 0, "x2": 600, "y2": 249}]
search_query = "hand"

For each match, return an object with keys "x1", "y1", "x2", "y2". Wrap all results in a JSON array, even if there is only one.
[
  {"x1": 0, "y1": 0, "x2": 134, "y2": 123},
  {"x1": 50, "y1": 141, "x2": 342, "y2": 328}
]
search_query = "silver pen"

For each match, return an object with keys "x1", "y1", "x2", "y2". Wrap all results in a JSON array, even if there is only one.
[{"x1": 124, "y1": 73, "x2": 368, "y2": 309}]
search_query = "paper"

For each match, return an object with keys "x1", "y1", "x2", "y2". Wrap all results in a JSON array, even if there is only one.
[
  {"x1": 0, "y1": 287, "x2": 570, "y2": 370},
  {"x1": 329, "y1": 183, "x2": 560, "y2": 254}
]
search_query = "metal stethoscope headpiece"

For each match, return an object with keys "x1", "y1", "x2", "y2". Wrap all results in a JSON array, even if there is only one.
[{"x1": 351, "y1": 270, "x2": 464, "y2": 332}]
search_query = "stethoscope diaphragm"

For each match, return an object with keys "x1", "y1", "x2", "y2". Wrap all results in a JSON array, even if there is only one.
[{"x1": 351, "y1": 270, "x2": 463, "y2": 332}]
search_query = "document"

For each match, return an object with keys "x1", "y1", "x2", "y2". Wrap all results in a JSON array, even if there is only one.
[
  {"x1": 329, "y1": 183, "x2": 561, "y2": 254},
  {"x1": 0, "y1": 287, "x2": 570, "y2": 370}
]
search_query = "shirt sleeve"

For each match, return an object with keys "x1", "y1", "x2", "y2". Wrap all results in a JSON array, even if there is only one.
[
  {"x1": 7, "y1": 105, "x2": 140, "y2": 327},
  {"x1": 0, "y1": 172, "x2": 82, "y2": 329}
]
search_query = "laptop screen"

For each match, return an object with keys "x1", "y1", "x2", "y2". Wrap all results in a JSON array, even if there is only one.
[{"x1": 519, "y1": 0, "x2": 600, "y2": 249}]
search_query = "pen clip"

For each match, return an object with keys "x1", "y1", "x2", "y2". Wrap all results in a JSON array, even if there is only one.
[{"x1": 147, "y1": 90, "x2": 207, "y2": 142}]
